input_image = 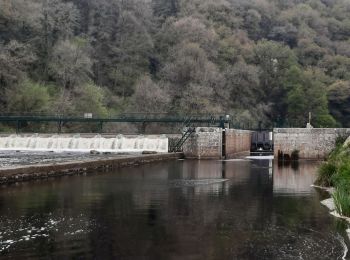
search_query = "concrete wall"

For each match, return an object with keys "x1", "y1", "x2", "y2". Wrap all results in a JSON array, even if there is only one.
[
  {"x1": 183, "y1": 127, "x2": 222, "y2": 159},
  {"x1": 274, "y1": 128, "x2": 350, "y2": 159},
  {"x1": 225, "y1": 129, "x2": 252, "y2": 158},
  {"x1": 183, "y1": 127, "x2": 252, "y2": 159}
]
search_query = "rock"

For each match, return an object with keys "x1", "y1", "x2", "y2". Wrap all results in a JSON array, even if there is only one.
[
  {"x1": 90, "y1": 150, "x2": 100, "y2": 155},
  {"x1": 344, "y1": 136, "x2": 350, "y2": 147},
  {"x1": 321, "y1": 198, "x2": 336, "y2": 211},
  {"x1": 142, "y1": 151, "x2": 157, "y2": 155}
]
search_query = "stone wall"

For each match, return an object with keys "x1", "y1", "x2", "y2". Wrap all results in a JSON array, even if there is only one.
[
  {"x1": 183, "y1": 127, "x2": 222, "y2": 159},
  {"x1": 225, "y1": 129, "x2": 252, "y2": 158},
  {"x1": 273, "y1": 128, "x2": 350, "y2": 159},
  {"x1": 183, "y1": 127, "x2": 252, "y2": 159}
]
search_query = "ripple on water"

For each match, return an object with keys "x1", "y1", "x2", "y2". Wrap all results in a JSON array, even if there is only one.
[
  {"x1": 0, "y1": 214, "x2": 96, "y2": 253},
  {"x1": 241, "y1": 225, "x2": 346, "y2": 260},
  {"x1": 168, "y1": 178, "x2": 228, "y2": 188}
]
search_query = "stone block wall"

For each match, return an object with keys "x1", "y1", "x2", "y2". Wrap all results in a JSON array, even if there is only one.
[
  {"x1": 183, "y1": 127, "x2": 222, "y2": 159},
  {"x1": 273, "y1": 128, "x2": 350, "y2": 159},
  {"x1": 183, "y1": 128, "x2": 252, "y2": 159},
  {"x1": 225, "y1": 129, "x2": 252, "y2": 158}
]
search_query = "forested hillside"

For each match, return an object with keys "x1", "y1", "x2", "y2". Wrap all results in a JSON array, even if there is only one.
[{"x1": 1, "y1": 0, "x2": 350, "y2": 128}]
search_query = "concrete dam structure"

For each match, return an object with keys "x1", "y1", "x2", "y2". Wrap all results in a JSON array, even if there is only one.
[
  {"x1": 0, "y1": 134, "x2": 169, "y2": 153},
  {"x1": 183, "y1": 127, "x2": 252, "y2": 159},
  {"x1": 182, "y1": 127, "x2": 350, "y2": 160},
  {"x1": 273, "y1": 128, "x2": 350, "y2": 159}
]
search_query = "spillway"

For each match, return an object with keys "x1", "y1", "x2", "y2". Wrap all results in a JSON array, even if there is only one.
[{"x1": 0, "y1": 134, "x2": 169, "y2": 153}]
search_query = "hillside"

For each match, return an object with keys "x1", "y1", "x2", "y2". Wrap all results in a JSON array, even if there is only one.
[{"x1": 1, "y1": 0, "x2": 350, "y2": 128}]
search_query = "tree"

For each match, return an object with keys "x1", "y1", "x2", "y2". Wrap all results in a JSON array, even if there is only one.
[
  {"x1": 49, "y1": 39, "x2": 92, "y2": 91},
  {"x1": 244, "y1": 9, "x2": 261, "y2": 40},
  {"x1": 48, "y1": 39, "x2": 92, "y2": 114},
  {"x1": 72, "y1": 83, "x2": 108, "y2": 117},
  {"x1": 0, "y1": 40, "x2": 36, "y2": 107},
  {"x1": 38, "y1": 0, "x2": 79, "y2": 78},
  {"x1": 284, "y1": 67, "x2": 337, "y2": 127},
  {"x1": 224, "y1": 61, "x2": 260, "y2": 108},
  {"x1": 328, "y1": 80, "x2": 350, "y2": 127},
  {"x1": 152, "y1": 0, "x2": 179, "y2": 19},
  {"x1": 297, "y1": 39, "x2": 327, "y2": 66},
  {"x1": 6, "y1": 80, "x2": 50, "y2": 113},
  {"x1": 129, "y1": 75, "x2": 170, "y2": 113},
  {"x1": 253, "y1": 40, "x2": 297, "y2": 121}
]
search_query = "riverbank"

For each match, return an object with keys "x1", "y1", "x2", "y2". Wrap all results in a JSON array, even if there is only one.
[
  {"x1": 0, "y1": 152, "x2": 183, "y2": 185},
  {"x1": 315, "y1": 137, "x2": 350, "y2": 218},
  {"x1": 313, "y1": 136, "x2": 350, "y2": 251}
]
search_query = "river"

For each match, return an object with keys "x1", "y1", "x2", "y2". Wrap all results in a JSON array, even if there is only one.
[{"x1": 0, "y1": 158, "x2": 348, "y2": 259}]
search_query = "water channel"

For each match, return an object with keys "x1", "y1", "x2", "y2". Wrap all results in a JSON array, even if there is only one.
[{"x1": 0, "y1": 158, "x2": 348, "y2": 259}]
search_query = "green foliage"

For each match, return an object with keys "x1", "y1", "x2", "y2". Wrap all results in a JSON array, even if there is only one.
[
  {"x1": 328, "y1": 80, "x2": 350, "y2": 127},
  {"x1": 332, "y1": 181, "x2": 350, "y2": 217},
  {"x1": 315, "y1": 162, "x2": 337, "y2": 187},
  {"x1": 316, "y1": 138, "x2": 350, "y2": 217},
  {"x1": 284, "y1": 67, "x2": 337, "y2": 127},
  {"x1": 6, "y1": 80, "x2": 50, "y2": 113},
  {"x1": 73, "y1": 83, "x2": 108, "y2": 117},
  {"x1": 2, "y1": 0, "x2": 350, "y2": 126}
]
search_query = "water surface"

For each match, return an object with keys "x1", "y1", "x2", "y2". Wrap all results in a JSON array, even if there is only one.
[{"x1": 0, "y1": 159, "x2": 348, "y2": 259}]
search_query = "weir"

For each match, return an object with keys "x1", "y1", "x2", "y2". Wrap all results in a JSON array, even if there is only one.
[{"x1": 0, "y1": 134, "x2": 169, "y2": 153}]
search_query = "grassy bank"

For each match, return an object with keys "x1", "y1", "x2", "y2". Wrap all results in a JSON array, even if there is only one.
[{"x1": 315, "y1": 137, "x2": 350, "y2": 217}]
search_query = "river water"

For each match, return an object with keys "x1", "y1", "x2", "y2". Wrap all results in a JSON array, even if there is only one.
[{"x1": 0, "y1": 158, "x2": 348, "y2": 259}]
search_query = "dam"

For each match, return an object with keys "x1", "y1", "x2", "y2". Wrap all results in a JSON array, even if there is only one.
[
  {"x1": 0, "y1": 126, "x2": 349, "y2": 259},
  {"x1": 0, "y1": 134, "x2": 169, "y2": 153}
]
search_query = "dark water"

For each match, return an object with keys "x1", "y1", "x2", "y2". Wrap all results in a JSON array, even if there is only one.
[{"x1": 0, "y1": 158, "x2": 348, "y2": 259}]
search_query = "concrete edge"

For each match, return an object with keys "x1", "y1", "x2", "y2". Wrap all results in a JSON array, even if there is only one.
[
  {"x1": 225, "y1": 150, "x2": 251, "y2": 159},
  {"x1": 0, "y1": 153, "x2": 184, "y2": 185}
]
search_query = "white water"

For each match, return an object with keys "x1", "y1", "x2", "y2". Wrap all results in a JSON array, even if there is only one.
[{"x1": 0, "y1": 134, "x2": 169, "y2": 153}]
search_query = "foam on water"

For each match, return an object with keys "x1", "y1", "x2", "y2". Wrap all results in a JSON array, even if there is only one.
[
  {"x1": 0, "y1": 214, "x2": 95, "y2": 253},
  {"x1": 0, "y1": 134, "x2": 169, "y2": 153},
  {"x1": 246, "y1": 155, "x2": 274, "y2": 160}
]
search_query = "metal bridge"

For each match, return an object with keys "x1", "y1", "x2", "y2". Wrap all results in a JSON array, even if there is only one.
[{"x1": 0, "y1": 113, "x2": 231, "y2": 133}]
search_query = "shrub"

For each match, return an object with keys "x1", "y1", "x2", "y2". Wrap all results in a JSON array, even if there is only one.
[
  {"x1": 331, "y1": 160, "x2": 350, "y2": 186},
  {"x1": 315, "y1": 162, "x2": 337, "y2": 187},
  {"x1": 332, "y1": 181, "x2": 350, "y2": 217},
  {"x1": 6, "y1": 79, "x2": 50, "y2": 113}
]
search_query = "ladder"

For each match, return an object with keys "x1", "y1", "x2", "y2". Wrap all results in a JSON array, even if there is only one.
[{"x1": 171, "y1": 117, "x2": 195, "y2": 152}]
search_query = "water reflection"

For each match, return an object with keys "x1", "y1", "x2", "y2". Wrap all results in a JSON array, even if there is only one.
[
  {"x1": 273, "y1": 161, "x2": 320, "y2": 195},
  {"x1": 0, "y1": 159, "x2": 346, "y2": 259}
]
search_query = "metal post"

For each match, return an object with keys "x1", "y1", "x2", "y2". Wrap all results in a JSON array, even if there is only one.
[
  {"x1": 16, "y1": 120, "x2": 20, "y2": 134},
  {"x1": 141, "y1": 122, "x2": 146, "y2": 134},
  {"x1": 99, "y1": 121, "x2": 103, "y2": 133},
  {"x1": 58, "y1": 120, "x2": 62, "y2": 133}
]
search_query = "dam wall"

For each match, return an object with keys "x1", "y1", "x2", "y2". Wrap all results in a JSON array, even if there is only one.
[
  {"x1": 183, "y1": 127, "x2": 252, "y2": 159},
  {"x1": 225, "y1": 129, "x2": 252, "y2": 158},
  {"x1": 273, "y1": 128, "x2": 350, "y2": 159},
  {"x1": 183, "y1": 128, "x2": 222, "y2": 159}
]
